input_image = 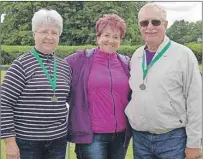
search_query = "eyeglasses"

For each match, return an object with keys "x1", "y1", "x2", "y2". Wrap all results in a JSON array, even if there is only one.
[
  {"x1": 139, "y1": 19, "x2": 162, "y2": 27},
  {"x1": 35, "y1": 30, "x2": 59, "y2": 37}
]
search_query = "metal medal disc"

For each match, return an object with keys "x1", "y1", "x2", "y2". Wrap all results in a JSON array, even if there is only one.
[
  {"x1": 51, "y1": 95, "x2": 58, "y2": 102},
  {"x1": 139, "y1": 83, "x2": 146, "y2": 90}
]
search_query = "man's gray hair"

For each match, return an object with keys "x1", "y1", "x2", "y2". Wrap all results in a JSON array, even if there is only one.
[
  {"x1": 32, "y1": 9, "x2": 63, "y2": 36},
  {"x1": 138, "y1": 3, "x2": 167, "y2": 21}
]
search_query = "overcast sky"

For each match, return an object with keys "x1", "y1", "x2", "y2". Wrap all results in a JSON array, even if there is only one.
[{"x1": 155, "y1": 2, "x2": 202, "y2": 28}]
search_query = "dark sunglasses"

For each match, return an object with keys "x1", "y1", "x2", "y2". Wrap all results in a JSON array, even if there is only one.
[{"x1": 139, "y1": 19, "x2": 162, "y2": 27}]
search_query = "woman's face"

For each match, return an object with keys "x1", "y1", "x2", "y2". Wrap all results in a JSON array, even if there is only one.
[
  {"x1": 33, "y1": 24, "x2": 60, "y2": 54},
  {"x1": 97, "y1": 25, "x2": 121, "y2": 53}
]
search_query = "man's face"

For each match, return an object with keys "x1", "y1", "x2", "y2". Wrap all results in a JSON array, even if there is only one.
[{"x1": 138, "y1": 7, "x2": 168, "y2": 45}]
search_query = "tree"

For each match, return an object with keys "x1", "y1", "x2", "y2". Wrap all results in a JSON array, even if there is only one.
[
  {"x1": 166, "y1": 20, "x2": 202, "y2": 44},
  {"x1": 0, "y1": 1, "x2": 147, "y2": 45}
]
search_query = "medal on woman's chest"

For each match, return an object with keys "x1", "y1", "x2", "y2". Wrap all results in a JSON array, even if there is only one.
[
  {"x1": 51, "y1": 94, "x2": 58, "y2": 102},
  {"x1": 31, "y1": 48, "x2": 58, "y2": 102}
]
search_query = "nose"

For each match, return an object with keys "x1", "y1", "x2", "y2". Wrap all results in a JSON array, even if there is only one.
[
  {"x1": 147, "y1": 22, "x2": 155, "y2": 29},
  {"x1": 107, "y1": 36, "x2": 114, "y2": 43},
  {"x1": 46, "y1": 33, "x2": 53, "y2": 39}
]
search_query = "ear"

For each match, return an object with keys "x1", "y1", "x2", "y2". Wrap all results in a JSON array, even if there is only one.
[
  {"x1": 164, "y1": 20, "x2": 168, "y2": 29},
  {"x1": 96, "y1": 36, "x2": 100, "y2": 46},
  {"x1": 96, "y1": 36, "x2": 99, "y2": 41}
]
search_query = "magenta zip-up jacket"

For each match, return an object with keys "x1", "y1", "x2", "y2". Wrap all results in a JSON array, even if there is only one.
[
  {"x1": 65, "y1": 48, "x2": 132, "y2": 147},
  {"x1": 88, "y1": 48, "x2": 130, "y2": 133}
]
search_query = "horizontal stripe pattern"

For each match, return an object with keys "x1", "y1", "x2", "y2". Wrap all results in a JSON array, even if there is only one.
[{"x1": 1, "y1": 50, "x2": 71, "y2": 140}]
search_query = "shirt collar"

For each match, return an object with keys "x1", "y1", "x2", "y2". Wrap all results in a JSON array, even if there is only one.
[
  {"x1": 137, "y1": 36, "x2": 170, "y2": 57},
  {"x1": 33, "y1": 47, "x2": 55, "y2": 59}
]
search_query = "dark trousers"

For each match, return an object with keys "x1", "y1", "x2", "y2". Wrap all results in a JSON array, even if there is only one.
[
  {"x1": 16, "y1": 136, "x2": 67, "y2": 159},
  {"x1": 75, "y1": 132, "x2": 126, "y2": 159}
]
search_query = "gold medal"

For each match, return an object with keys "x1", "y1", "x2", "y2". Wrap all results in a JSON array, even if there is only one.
[{"x1": 51, "y1": 95, "x2": 57, "y2": 102}]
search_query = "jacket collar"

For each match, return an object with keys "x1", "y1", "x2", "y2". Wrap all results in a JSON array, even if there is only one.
[
  {"x1": 84, "y1": 48, "x2": 130, "y2": 76},
  {"x1": 85, "y1": 48, "x2": 95, "y2": 57},
  {"x1": 32, "y1": 47, "x2": 55, "y2": 59},
  {"x1": 137, "y1": 36, "x2": 170, "y2": 58}
]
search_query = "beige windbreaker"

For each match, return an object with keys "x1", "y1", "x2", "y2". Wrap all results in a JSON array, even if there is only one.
[{"x1": 125, "y1": 36, "x2": 202, "y2": 148}]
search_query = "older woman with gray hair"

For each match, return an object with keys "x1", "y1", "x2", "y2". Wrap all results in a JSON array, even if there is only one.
[{"x1": 1, "y1": 9, "x2": 71, "y2": 159}]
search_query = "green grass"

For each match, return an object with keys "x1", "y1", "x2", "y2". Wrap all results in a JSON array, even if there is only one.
[
  {"x1": 199, "y1": 64, "x2": 202, "y2": 72},
  {"x1": 1, "y1": 71, "x2": 6, "y2": 82},
  {"x1": 0, "y1": 70, "x2": 133, "y2": 159},
  {"x1": 1, "y1": 141, "x2": 6, "y2": 159}
]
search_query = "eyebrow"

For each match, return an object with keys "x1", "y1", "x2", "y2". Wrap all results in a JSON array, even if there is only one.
[{"x1": 104, "y1": 32, "x2": 120, "y2": 36}]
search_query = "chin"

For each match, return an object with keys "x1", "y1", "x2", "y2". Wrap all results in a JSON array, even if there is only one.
[
  {"x1": 108, "y1": 50, "x2": 116, "y2": 53},
  {"x1": 105, "y1": 48, "x2": 117, "y2": 53},
  {"x1": 43, "y1": 49, "x2": 54, "y2": 54},
  {"x1": 145, "y1": 37, "x2": 157, "y2": 43}
]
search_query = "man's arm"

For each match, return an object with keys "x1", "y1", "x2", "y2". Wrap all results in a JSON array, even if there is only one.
[
  {"x1": 183, "y1": 48, "x2": 202, "y2": 158},
  {"x1": 183, "y1": 49, "x2": 202, "y2": 148}
]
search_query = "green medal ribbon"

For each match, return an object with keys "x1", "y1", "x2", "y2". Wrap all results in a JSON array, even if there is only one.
[
  {"x1": 142, "y1": 41, "x2": 171, "y2": 80},
  {"x1": 31, "y1": 48, "x2": 57, "y2": 91}
]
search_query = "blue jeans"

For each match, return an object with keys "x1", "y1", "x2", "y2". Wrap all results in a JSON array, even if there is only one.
[
  {"x1": 132, "y1": 127, "x2": 186, "y2": 159},
  {"x1": 16, "y1": 136, "x2": 67, "y2": 159},
  {"x1": 75, "y1": 132, "x2": 126, "y2": 159}
]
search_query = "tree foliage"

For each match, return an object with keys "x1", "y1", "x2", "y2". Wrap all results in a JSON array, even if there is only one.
[
  {"x1": 0, "y1": 1, "x2": 202, "y2": 46},
  {"x1": 0, "y1": 1, "x2": 146, "y2": 46},
  {"x1": 166, "y1": 20, "x2": 202, "y2": 44}
]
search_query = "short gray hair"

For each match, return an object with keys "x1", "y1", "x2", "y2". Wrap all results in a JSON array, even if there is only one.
[
  {"x1": 32, "y1": 9, "x2": 63, "y2": 36},
  {"x1": 138, "y1": 3, "x2": 167, "y2": 21}
]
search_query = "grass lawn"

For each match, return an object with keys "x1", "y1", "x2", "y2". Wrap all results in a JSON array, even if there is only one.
[
  {"x1": 0, "y1": 70, "x2": 133, "y2": 159},
  {"x1": 199, "y1": 64, "x2": 202, "y2": 72},
  {"x1": 1, "y1": 71, "x2": 6, "y2": 82}
]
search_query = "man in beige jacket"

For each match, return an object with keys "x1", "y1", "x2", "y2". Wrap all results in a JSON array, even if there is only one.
[{"x1": 125, "y1": 3, "x2": 202, "y2": 159}]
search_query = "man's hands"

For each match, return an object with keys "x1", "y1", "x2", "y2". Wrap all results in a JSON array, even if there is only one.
[
  {"x1": 4, "y1": 137, "x2": 20, "y2": 159},
  {"x1": 185, "y1": 147, "x2": 202, "y2": 159}
]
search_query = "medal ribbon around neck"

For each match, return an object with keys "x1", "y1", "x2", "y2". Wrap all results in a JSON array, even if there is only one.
[
  {"x1": 31, "y1": 48, "x2": 57, "y2": 92},
  {"x1": 142, "y1": 41, "x2": 171, "y2": 80}
]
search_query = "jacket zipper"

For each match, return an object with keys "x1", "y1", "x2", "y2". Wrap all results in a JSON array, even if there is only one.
[
  {"x1": 107, "y1": 56, "x2": 117, "y2": 133},
  {"x1": 170, "y1": 102, "x2": 182, "y2": 123}
]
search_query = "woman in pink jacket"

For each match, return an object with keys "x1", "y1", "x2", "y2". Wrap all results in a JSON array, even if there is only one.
[{"x1": 65, "y1": 14, "x2": 131, "y2": 159}]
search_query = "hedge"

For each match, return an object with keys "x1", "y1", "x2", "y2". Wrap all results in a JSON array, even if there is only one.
[
  {"x1": 185, "y1": 43, "x2": 202, "y2": 63},
  {"x1": 0, "y1": 43, "x2": 201, "y2": 65}
]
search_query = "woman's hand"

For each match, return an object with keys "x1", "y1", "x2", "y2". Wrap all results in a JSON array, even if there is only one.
[{"x1": 5, "y1": 137, "x2": 20, "y2": 159}]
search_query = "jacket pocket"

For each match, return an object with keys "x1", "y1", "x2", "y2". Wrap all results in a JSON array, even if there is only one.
[
  {"x1": 156, "y1": 101, "x2": 184, "y2": 127},
  {"x1": 169, "y1": 102, "x2": 183, "y2": 124}
]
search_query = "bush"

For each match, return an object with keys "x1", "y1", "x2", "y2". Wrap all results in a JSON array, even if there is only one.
[
  {"x1": 1, "y1": 43, "x2": 201, "y2": 65},
  {"x1": 1, "y1": 46, "x2": 32, "y2": 64},
  {"x1": 185, "y1": 43, "x2": 202, "y2": 64},
  {"x1": 1, "y1": 45, "x2": 141, "y2": 64}
]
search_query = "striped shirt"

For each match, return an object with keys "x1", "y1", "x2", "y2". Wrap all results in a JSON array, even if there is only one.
[{"x1": 1, "y1": 49, "x2": 72, "y2": 140}]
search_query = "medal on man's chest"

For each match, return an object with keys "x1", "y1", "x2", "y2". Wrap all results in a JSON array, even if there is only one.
[{"x1": 139, "y1": 83, "x2": 146, "y2": 90}]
